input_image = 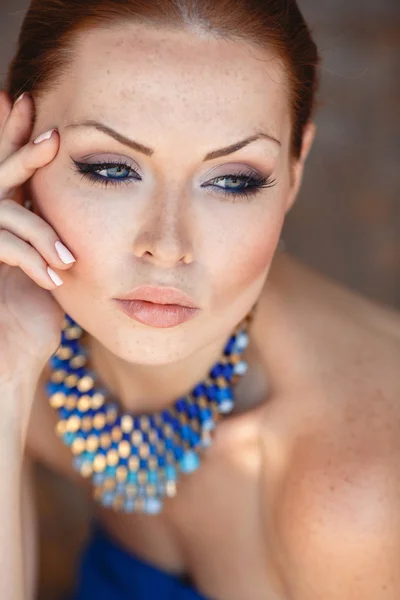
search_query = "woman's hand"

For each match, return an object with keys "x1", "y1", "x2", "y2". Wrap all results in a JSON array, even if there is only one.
[{"x1": 0, "y1": 91, "x2": 75, "y2": 385}]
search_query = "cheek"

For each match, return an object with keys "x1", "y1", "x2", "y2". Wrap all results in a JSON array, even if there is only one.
[{"x1": 208, "y1": 202, "x2": 284, "y2": 303}]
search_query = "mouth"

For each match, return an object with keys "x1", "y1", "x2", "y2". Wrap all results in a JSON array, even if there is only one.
[{"x1": 113, "y1": 298, "x2": 200, "y2": 328}]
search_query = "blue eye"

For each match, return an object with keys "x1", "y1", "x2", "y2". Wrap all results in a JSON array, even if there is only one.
[
  {"x1": 203, "y1": 172, "x2": 277, "y2": 200},
  {"x1": 72, "y1": 160, "x2": 141, "y2": 187}
]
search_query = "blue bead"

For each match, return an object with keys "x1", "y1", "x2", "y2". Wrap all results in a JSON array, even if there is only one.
[
  {"x1": 101, "y1": 491, "x2": 114, "y2": 507},
  {"x1": 210, "y1": 363, "x2": 224, "y2": 378},
  {"x1": 165, "y1": 438, "x2": 175, "y2": 450},
  {"x1": 139, "y1": 458, "x2": 148, "y2": 470},
  {"x1": 192, "y1": 383, "x2": 207, "y2": 397},
  {"x1": 181, "y1": 425, "x2": 191, "y2": 440},
  {"x1": 176, "y1": 399, "x2": 186, "y2": 412},
  {"x1": 145, "y1": 497, "x2": 162, "y2": 514},
  {"x1": 127, "y1": 471, "x2": 138, "y2": 484},
  {"x1": 148, "y1": 471, "x2": 158, "y2": 484},
  {"x1": 200, "y1": 408, "x2": 212, "y2": 422},
  {"x1": 223, "y1": 364, "x2": 234, "y2": 380},
  {"x1": 180, "y1": 451, "x2": 200, "y2": 474},
  {"x1": 62, "y1": 432, "x2": 75, "y2": 446},
  {"x1": 92, "y1": 472, "x2": 105, "y2": 485},
  {"x1": 158, "y1": 455, "x2": 166, "y2": 467},
  {"x1": 164, "y1": 464, "x2": 177, "y2": 481},
  {"x1": 174, "y1": 446, "x2": 184, "y2": 461},
  {"x1": 224, "y1": 336, "x2": 236, "y2": 355},
  {"x1": 215, "y1": 387, "x2": 233, "y2": 401}
]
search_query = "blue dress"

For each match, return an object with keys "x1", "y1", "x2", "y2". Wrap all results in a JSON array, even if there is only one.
[{"x1": 70, "y1": 519, "x2": 211, "y2": 600}]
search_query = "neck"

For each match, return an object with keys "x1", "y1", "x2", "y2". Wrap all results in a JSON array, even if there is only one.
[{"x1": 85, "y1": 326, "x2": 246, "y2": 415}]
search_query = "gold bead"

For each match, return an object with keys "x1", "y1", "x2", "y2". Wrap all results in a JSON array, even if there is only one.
[
  {"x1": 131, "y1": 430, "x2": 143, "y2": 445},
  {"x1": 71, "y1": 437, "x2": 85, "y2": 455},
  {"x1": 93, "y1": 413, "x2": 106, "y2": 430},
  {"x1": 138, "y1": 470, "x2": 148, "y2": 485},
  {"x1": 77, "y1": 375, "x2": 94, "y2": 393},
  {"x1": 65, "y1": 395, "x2": 78, "y2": 410},
  {"x1": 56, "y1": 420, "x2": 67, "y2": 436},
  {"x1": 146, "y1": 484, "x2": 156, "y2": 497},
  {"x1": 121, "y1": 415, "x2": 133, "y2": 433},
  {"x1": 216, "y1": 376, "x2": 227, "y2": 387},
  {"x1": 69, "y1": 354, "x2": 87, "y2": 369},
  {"x1": 116, "y1": 466, "x2": 128, "y2": 482},
  {"x1": 106, "y1": 449, "x2": 119, "y2": 467},
  {"x1": 148, "y1": 456, "x2": 158, "y2": 470},
  {"x1": 179, "y1": 413, "x2": 189, "y2": 425},
  {"x1": 92, "y1": 392, "x2": 105, "y2": 409},
  {"x1": 80, "y1": 461, "x2": 93, "y2": 478},
  {"x1": 148, "y1": 430, "x2": 158, "y2": 444},
  {"x1": 86, "y1": 434, "x2": 99, "y2": 453},
  {"x1": 166, "y1": 451, "x2": 175, "y2": 463},
  {"x1": 128, "y1": 455, "x2": 139, "y2": 471},
  {"x1": 139, "y1": 415, "x2": 150, "y2": 432},
  {"x1": 99, "y1": 432, "x2": 111, "y2": 449},
  {"x1": 139, "y1": 444, "x2": 150, "y2": 459},
  {"x1": 93, "y1": 454, "x2": 107, "y2": 473},
  {"x1": 81, "y1": 415, "x2": 93, "y2": 432},
  {"x1": 56, "y1": 346, "x2": 73, "y2": 360},
  {"x1": 165, "y1": 481, "x2": 177, "y2": 497},
  {"x1": 106, "y1": 407, "x2": 118, "y2": 425},
  {"x1": 113, "y1": 495, "x2": 125, "y2": 511},
  {"x1": 111, "y1": 427, "x2": 122, "y2": 443},
  {"x1": 198, "y1": 397, "x2": 208, "y2": 409},
  {"x1": 93, "y1": 487, "x2": 103, "y2": 501},
  {"x1": 65, "y1": 373, "x2": 80, "y2": 388},
  {"x1": 77, "y1": 395, "x2": 91, "y2": 412},
  {"x1": 163, "y1": 424, "x2": 173, "y2": 437},
  {"x1": 118, "y1": 440, "x2": 131, "y2": 458},
  {"x1": 126, "y1": 484, "x2": 137, "y2": 496},
  {"x1": 50, "y1": 369, "x2": 67, "y2": 383},
  {"x1": 65, "y1": 325, "x2": 82, "y2": 340},
  {"x1": 103, "y1": 478, "x2": 115, "y2": 492},
  {"x1": 66, "y1": 415, "x2": 81, "y2": 433},
  {"x1": 49, "y1": 392, "x2": 66, "y2": 409}
]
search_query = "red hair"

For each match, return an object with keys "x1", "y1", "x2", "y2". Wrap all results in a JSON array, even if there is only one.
[{"x1": 6, "y1": 0, "x2": 320, "y2": 158}]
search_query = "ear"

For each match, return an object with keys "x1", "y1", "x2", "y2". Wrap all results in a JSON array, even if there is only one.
[{"x1": 284, "y1": 120, "x2": 316, "y2": 213}]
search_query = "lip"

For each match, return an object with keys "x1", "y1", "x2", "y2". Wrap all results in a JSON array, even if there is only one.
[
  {"x1": 113, "y1": 299, "x2": 200, "y2": 328},
  {"x1": 114, "y1": 286, "x2": 198, "y2": 308},
  {"x1": 113, "y1": 286, "x2": 200, "y2": 328}
]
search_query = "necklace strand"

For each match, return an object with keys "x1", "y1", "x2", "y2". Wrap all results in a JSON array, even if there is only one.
[{"x1": 46, "y1": 304, "x2": 257, "y2": 514}]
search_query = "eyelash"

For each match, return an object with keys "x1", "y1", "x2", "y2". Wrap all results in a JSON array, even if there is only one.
[{"x1": 71, "y1": 159, "x2": 277, "y2": 200}]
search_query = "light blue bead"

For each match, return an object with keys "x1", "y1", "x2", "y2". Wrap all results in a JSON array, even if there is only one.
[
  {"x1": 164, "y1": 464, "x2": 177, "y2": 481},
  {"x1": 116, "y1": 482, "x2": 126, "y2": 495},
  {"x1": 63, "y1": 432, "x2": 75, "y2": 446},
  {"x1": 202, "y1": 419, "x2": 215, "y2": 432},
  {"x1": 148, "y1": 471, "x2": 158, "y2": 484},
  {"x1": 73, "y1": 455, "x2": 84, "y2": 470},
  {"x1": 124, "y1": 498, "x2": 136, "y2": 512},
  {"x1": 92, "y1": 472, "x2": 105, "y2": 485},
  {"x1": 218, "y1": 399, "x2": 234, "y2": 414},
  {"x1": 127, "y1": 471, "x2": 138, "y2": 484},
  {"x1": 101, "y1": 491, "x2": 115, "y2": 507},
  {"x1": 180, "y1": 451, "x2": 200, "y2": 474},
  {"x1": 235, "y1": 331, "x2": 249, "y2": 351},
  {"x1": 145, "y1": 497, "x2": 162, "y2": 514},
  {"x1": 233, "y1": 360, "x2": 248, "y2": 375}
]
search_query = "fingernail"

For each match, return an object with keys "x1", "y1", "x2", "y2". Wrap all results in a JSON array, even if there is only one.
[
  {"x1": 55, "y1": 241, "x2": 76, "y2": 264},
  {"x1": 14, "y1": 92, "x2": 26, "y2": 105},
  {"x1": 47, "y1": 266, "x2": 64, "y2": 286},
  {"x1": 33, "y1": 129, "x2": 56, "y2": 144}
]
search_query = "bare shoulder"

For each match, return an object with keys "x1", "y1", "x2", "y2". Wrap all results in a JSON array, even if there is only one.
[{"x1": 260, "y1": 252, "x2": 400, "y2": 598}]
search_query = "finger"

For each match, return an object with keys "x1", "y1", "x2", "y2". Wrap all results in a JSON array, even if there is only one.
[
  {"x1": 0, "y1": 198, "x2": 76, "y2": 271},
  {"x1": 0, "y1": 91, "x2": 34, "y2": 162},
  {"x1": 0, "y1": 90, "x2": 13, "y2": 132},
  {"x1": 0, "y1": 229, "x2": 64, "y2": 290},
  {"x1": 0, "y1": 128, "x2": 59, "y2": 200}
]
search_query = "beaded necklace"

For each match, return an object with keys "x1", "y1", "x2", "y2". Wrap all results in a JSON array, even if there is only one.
[{"x1": 46, "y1": 304, "x2": 256, "y2": 514}]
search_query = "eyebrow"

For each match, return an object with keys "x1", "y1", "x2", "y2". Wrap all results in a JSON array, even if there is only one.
[{"x1": 64, "y1": 120, "x2": 281, "y2": 160}]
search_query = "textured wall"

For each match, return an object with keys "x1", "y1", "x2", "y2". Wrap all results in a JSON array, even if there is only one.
[{"x1": 0, "y1": 2, "x2": 399, "y2": 599}]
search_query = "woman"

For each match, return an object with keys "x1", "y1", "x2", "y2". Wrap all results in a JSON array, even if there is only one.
[{"x1": 1, "y1": 1, "x2": 399, "y2": 599}]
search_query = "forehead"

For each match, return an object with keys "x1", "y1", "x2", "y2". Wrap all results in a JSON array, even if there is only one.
[{"x1": 39, "y1": 22, "x2": 290, "y2": 145}]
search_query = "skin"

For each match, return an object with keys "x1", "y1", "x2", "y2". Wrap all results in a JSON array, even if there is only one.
[
  {"x1": 26, "y1": 22, "x2": 314, "y2": 414},
  {"x1": 14, "y1": 20, "x2": 400, "y2": 600}
]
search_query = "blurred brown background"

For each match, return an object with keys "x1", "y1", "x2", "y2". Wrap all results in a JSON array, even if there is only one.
[{"x1": 0, "y1": 0, "x2": 399, "y2": 598}]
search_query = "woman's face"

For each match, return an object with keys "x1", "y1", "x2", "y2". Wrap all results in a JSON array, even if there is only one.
[{"x1": 29, "y1": 22, "x2": 307, "y2": 364}]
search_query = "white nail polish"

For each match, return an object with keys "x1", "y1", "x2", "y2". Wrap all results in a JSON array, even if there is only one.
[
  {"x1": 14, "y1": 92, "x2": 26, "y2": 105},
  {"x1": 47, "y1": 267, "x2": 63, "y2": 286},
  {"x1": 33, "y1": 129, "x2": 56, "y2": 144},
  {"x1": 55, "y1": 241, "x2": 76, "y2": 264}
]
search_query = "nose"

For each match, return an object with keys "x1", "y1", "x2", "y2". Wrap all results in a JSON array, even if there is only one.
[{"x1": 132, "y1": 200, "x2": 194, "y2": 268}]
